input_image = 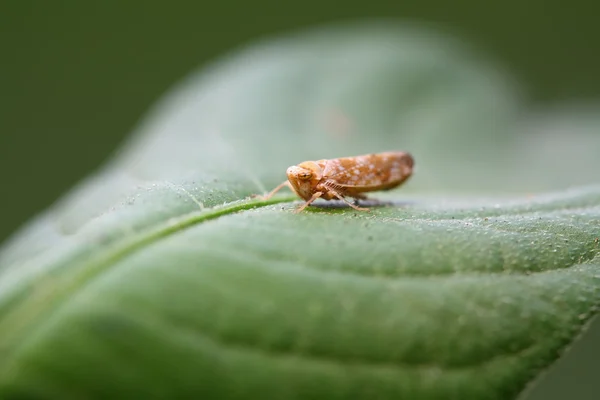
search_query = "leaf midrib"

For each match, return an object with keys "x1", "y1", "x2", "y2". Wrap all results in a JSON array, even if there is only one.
[{"x1": 0, "y1": 195, "x2": 296, "y2": 376}]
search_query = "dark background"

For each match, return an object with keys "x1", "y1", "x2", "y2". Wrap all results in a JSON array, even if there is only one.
[{"x1": 1, "y1": 0, "x2": 599, "y2": 242}]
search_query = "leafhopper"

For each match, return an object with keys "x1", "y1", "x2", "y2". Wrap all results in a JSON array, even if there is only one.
[{"x1": 259, "y1": 151, "x2": 414, "y2": 212}]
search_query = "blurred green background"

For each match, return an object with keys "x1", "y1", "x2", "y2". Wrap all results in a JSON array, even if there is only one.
[{"x1": 1, "y1": 0, "x2": 599, "y2": 243}]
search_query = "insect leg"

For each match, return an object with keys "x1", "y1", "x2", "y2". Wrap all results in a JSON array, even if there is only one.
[
  {"x1": 294, "y1": 192, "x2": 323, "y2": 213},
  {"x1": 254, "y1": 180, "x2": 292, "y2": 200},
  {"x1": 328, "y1": 189, "x2": 369, "y2": 211}
]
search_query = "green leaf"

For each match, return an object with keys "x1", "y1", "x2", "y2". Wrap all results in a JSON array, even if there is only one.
[{"x1": 1, "y1": 22, "x2": 599, "y2": 400}]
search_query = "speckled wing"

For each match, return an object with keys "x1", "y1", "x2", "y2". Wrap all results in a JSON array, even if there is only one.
[{"x1": 322, "y1": 152, "x2": 413, "y2": 192}]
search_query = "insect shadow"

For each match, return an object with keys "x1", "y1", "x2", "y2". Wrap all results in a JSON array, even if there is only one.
[{"x1": 307, "y1": 198, "x2": 414, "y2": 211}]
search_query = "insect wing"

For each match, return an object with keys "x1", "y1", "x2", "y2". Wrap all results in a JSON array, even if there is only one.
[{"x1": 323, "y1": 153, "x2": 410, "y2": 189}]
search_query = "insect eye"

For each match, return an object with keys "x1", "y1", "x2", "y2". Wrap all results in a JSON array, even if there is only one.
[{"x1": 299, "y1": 172, "x2": 312, "y2": 180}]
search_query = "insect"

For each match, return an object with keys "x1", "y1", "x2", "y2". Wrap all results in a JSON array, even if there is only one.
[{"x1": 257, "y1": 151, "x2": 414, "y2": 212}]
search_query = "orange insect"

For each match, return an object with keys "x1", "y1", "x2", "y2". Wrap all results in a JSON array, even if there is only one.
[{"x1": 258, "y1": 151, "x2": 414, "y2": 212}]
